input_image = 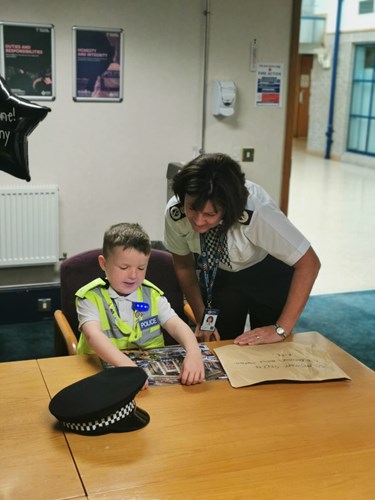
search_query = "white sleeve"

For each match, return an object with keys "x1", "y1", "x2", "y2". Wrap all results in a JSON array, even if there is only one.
[
  {"x1": 76, "y1": 297, "x2": 101, "y2": 329},
  {"x1": 157, "y1": 295, "x2": 177, "y2": 327},
  {"x1": 250, "y1": 202, "x2": 310, "y2": 266},
  {"x1": 164, "y1": 198, "x2": 192, "y2": 255}
]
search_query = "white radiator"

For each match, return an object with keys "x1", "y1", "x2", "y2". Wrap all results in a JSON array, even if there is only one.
[{"x1": 0, "y1": 185, "x2": 59, "y2": 267}]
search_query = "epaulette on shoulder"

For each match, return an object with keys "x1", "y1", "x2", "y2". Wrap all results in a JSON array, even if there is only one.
[
  {"x1": 169, "y1": 202, "x2": 186, "y2": 222},
  {"x1": 238, "y1": 209, "x2": 253, "y2": 225}
]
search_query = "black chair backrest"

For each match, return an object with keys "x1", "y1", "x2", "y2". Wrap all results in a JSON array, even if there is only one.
[{"x1": 60, "y1": 248, "x2": 185, "y2": 345}]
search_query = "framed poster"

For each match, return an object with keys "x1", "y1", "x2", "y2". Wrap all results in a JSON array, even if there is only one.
[
  {"x1": 0, "y1": 22, "x2": 55, "y2": 100},
  {"x1": 72, "y1": 26, "x2": 123, "y2": 102}
]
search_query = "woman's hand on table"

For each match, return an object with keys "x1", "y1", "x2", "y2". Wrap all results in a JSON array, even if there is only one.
[{"x1": 234, "y1": 326, "x2": 287, "y2": 345}]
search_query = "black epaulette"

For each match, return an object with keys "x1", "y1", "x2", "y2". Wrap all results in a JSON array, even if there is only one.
[
  {"x1": 169, "y1": 202, "x2": 186, "y2": 221},
  {"x1": 238, "y1": 209, "x2": 253, "y2": 225}
]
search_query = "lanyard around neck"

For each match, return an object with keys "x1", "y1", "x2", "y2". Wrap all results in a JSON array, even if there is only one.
[
  {"x1": 199, "y1": 230, "x2": 225, "y2": 307},
  {"x1": 101, "y1": 288, "x2": 143, "y2": 339}
]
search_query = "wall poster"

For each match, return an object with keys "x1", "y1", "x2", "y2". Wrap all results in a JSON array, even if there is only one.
[
  {"x1": 255, "y1": 63, "x2": 283, "y2": 107},
  {"x1": 0, "y1": 22, "x2": 55, "y2": 100},
  {"x1": 72, "y1": 26, "x2": 123, "y2": 102}
]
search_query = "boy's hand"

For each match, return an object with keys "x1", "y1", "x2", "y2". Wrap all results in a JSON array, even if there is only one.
[{"x1": 180, "y1": 351, "x2": 205, "y2": 385}]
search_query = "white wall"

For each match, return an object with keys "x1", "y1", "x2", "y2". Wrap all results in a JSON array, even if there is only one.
[
  {"x1": 0, "y1": 0, "x2": 293, "y2": 284},
  {"x1": 205, "y1": 0, "x2": 292, "y2": 191},
  {"x1": 315, "y1": 0, "x2": 375, "y2": 33}
]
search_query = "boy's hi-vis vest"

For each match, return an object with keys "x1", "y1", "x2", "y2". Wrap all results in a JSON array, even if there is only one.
[{"x1": 76, "y1": 278, "x2": 165, "y2": 355}]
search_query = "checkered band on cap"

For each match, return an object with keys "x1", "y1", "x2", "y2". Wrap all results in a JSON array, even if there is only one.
[{"x1": 61, "y1": 400, "x2": 136, "y2": 433}]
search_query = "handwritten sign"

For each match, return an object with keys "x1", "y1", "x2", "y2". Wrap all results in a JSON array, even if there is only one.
[
  {"x1": 214, "y1": 342, "x2": 351, "y2": 388},
  {"x1": 0, "y1": 107, "x2": 16, "y2": 147},
  {"x1": 0, "y1": 76, "x2": 50, "y2": 181}
]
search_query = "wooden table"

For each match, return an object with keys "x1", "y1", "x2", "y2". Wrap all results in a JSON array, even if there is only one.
[
  {"x1": 0, "y1": 359, "x2": 86, "y2": 499},
  {"x1": 37, "y1": 332, "x2": 375, "y2": 499}
]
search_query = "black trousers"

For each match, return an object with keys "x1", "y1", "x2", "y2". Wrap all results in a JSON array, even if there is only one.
[{"x1": 201, "y1": 255, "x2": 294, "y2": 340}]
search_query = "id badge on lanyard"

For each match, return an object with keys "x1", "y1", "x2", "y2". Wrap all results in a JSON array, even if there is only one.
[
  {"x1": 199, "y1": 231, "x2": 224, "y2": 329},
  {"x1": 200, "y1": 307, "x2": 220, "y2": 331}
]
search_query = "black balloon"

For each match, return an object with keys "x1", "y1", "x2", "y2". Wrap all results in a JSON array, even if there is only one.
[{"x1": 0, "y1": 76, "x2": 51, "y2": 182}]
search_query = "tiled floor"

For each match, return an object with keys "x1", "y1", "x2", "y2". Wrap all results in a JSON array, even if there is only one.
[{"x1": 288, "y1": 139, "x2": 375, "y2": 295}]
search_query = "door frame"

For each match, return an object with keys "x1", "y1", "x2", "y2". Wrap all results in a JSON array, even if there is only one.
[{"x1": 280, "y1": 0, "x2": 302, "y2": 215}]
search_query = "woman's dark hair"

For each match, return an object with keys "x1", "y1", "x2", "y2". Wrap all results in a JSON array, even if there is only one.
[{"x1": 172, "y1": 153, "x2": 248, "y2": 230}]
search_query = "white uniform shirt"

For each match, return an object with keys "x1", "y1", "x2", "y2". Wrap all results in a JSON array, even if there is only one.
[
  {"x1": 77, "y1": 284, "x2": 177, "y2": 330},
  {"x1": 164, "y1": 180, "x2": 310, "y2": 271}
]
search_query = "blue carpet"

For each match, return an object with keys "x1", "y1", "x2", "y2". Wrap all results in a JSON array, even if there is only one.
[
  {"x1": 295, "y1": 290, "x2": 375, "y2": 370},
  {"x1": 0, "y1": 319, "x2": 54, "y2": 362}
]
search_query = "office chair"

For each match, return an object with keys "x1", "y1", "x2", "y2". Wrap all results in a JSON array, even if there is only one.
[{"x1": 54, "y1": 247, "x2": 195, "y2": 356}]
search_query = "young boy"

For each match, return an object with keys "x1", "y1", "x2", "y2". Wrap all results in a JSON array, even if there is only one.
[{"x1": 76, "y1": 222, "x2": 205, "y2": 387}]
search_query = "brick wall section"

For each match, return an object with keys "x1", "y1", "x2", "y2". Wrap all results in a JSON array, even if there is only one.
[{"x1": 307, "y1": 30, "x2": 375, "y2": 167}]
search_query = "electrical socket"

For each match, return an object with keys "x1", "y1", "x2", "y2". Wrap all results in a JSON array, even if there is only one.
[
  {"x1": 242, "y1": 148, "x2": 255, "y2": 162},
  {"x1": 38, "y1": 298, "x2": 52, "y2": 312}
]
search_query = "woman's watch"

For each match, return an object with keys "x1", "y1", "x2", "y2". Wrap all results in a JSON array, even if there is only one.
[{"x1": 275, "y1": 323, "x2": 287, "y2": 339}]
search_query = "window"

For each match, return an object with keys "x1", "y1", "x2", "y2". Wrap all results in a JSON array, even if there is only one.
[
  {"x1": 359, "y1": 0, "x2": 374, "y2": 14},
  {"x1": 347, "y1": 45, "x2": 375, "y2": 156}
]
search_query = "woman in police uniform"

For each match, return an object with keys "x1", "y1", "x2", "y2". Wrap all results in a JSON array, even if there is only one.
[{"x1": 164, "y1": 153, "x2": 320, "y2": 345}]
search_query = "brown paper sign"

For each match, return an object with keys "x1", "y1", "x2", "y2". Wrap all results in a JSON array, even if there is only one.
[{"x1": 214, "y1": 343, "x2": 351, "y2": 388}]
